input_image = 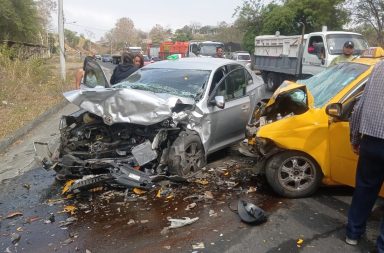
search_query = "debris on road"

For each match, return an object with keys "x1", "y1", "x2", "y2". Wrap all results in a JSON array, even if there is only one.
[
  {"x1": 191, "y1": 242, "x2": 205, "y2": 249},
  {"x1": 6, "y1": 211, "x2": 23, "y2": 219},
  {"x1": 167, "y1": 217, "x2": 199, "y2": 229},
  {"x1": 237, "y1": 199, "x2": 267, "y2": 225},
  {"x1": 185, "y1": 202, "x2": 197, "y2": 211},
  {"x1": 11, "y1": 233, "x2": 21, "y2": 244}
]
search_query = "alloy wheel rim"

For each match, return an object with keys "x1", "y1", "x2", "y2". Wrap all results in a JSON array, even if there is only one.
[
  {"x1": 277, "y1": 156, "x2": 315, "y2": 192},
  {"x1": 183, "y1": 142, "x2": 203, "y2": 175}
]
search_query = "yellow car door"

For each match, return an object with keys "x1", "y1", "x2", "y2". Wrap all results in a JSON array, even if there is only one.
[{"x1": 327, "y1": 84, "x2": 384, "y2": 196}]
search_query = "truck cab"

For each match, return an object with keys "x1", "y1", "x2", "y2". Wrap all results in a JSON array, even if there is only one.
[
  {"x1": 254, "y1": 30, "x2": 369, "y2": 91},
  {"x1": 302, "y1": 31, "x2": 369, "y2": 76}
]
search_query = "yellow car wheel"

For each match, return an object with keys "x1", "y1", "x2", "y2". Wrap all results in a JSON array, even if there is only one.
[{"x1": 265, "y1": 151, "x2": 323, "y2": 198}]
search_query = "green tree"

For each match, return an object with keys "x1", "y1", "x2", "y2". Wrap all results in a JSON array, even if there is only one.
[
  {"x1": 173, "y1": 26, "x2": 193, "y2": 42},
  {"x1": 64, "y1": 29, "x2": 80, "y2": 48},
  {"x1": 0, "y1": 0, "x2": 43, "y2": 43},
  {"x1": 149, "y1": 24, "x2": 169, "y2": 44},
  {"x1": 347, "y1": 0, "x2": 384, "y2": 46},
  {"x1": 233, "y1": 0, "x2": 265, "y2": 52}
]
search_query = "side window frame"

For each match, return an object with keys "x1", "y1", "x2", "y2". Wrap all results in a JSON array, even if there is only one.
[
  {"x1": 211, "y1": 65, "x2": 247, "y2": 102},
  {"x1": 337, "y1": 78, "x2": 367, "y2": 121}
]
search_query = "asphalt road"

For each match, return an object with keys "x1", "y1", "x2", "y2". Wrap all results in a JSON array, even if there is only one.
[{"x1": 0, "y1": 61, "x2": 382, "y2": 253}]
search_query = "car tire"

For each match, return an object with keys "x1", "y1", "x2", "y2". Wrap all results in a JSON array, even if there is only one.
[
  {"x1": 168, "y1": 131, "x2": 206, "y2": 177},
  {"x1": 265, "y1": 72, "x2": 280, "y2": 91},
  {"x1": 265, "y1": 151, "x2": 323, "y2": 198}
]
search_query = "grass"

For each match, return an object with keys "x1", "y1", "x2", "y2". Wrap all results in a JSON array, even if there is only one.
[{"x1": 0, "y1": 49, "x2": 82, "y2": 140}]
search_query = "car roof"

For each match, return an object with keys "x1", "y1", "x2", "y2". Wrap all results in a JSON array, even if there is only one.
[{"x1": 142, "y1": 57, "x2": 240, "y2": 71}]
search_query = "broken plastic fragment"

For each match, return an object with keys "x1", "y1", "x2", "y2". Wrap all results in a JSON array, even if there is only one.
[
  {"x1": 62, "y1": 180, "x2": 75, "y2": 194},
  {"x1": 157, "y1": 188, "x2": 174, "y2": 199},
  {"x1": 59, "y1": 205, "x2": 77, "y2": 215},
  {"x1": 192, "y1": 242, "x2": 205, "y2": 249},
  {"x1": 167, "y1": 217, "x2": 199, "y2": 229},
  {"x1": 195, "y1": 179, "x2": 209, "y2": 185},
  {"x1": 6, "y1": 211, "x2": 23, "y2": 219},
  {"x1": 297, "y1": 238, "x2": 304, "y2": 247},
  {"x1": 247, "y1": 186, "x2": 257, "y2": 194},
  {"x1": 133, "y1": 188, "x2": 147, "y2": 195},
  {"x1": 204, "y1": 191, "x2": 214, "y2": 200},
  {"x1": 185, "y1": 203, "x2": 197, "y2": 211}
]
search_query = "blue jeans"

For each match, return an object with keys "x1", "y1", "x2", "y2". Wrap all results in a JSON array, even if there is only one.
[{"x1": 346, "y1": 135, "x2": 384, "y2": 251}]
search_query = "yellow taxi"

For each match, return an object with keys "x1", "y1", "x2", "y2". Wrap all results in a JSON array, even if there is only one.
[{"x1": 242, "y1": 47, "x2": 384, "y2": 198}]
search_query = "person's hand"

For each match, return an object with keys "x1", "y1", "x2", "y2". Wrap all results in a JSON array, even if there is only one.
[{"x1": 352, "y1": 144, "x2": 359, "y2": 155}]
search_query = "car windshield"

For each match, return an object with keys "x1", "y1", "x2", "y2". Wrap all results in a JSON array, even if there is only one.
[
  {"x1": 113, "y1": 68, "x2": 211, "y2": 99},
  {"x1": 199, "y1": 43, "x2": 224, "y2": 56},
  {"x1": 298, "y1": 62, "x2": 369, "y2": 108},
  {"x1": 238, "y1": 54, "x2": 250, "y2": 60},
  {"x1": 326, "y1": 34, "x2": 369, "y2": 55}
]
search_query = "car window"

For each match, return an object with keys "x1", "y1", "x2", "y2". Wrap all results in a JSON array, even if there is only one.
[
  {"x1": 209, "y1": 67, "x2": 226, "y2": 95},
  {"x1": 114, "y1": 68, "x2": 211, "y2": 99},
  {"x1": 238, "y1": 54, "x2": 251, "y2": 60},
  {"x1": 298, "y1": 62, "x2": 369, "y2": 108},
  {"x1": 215, "y1": 66, "x2": 246, "y2": 100}
]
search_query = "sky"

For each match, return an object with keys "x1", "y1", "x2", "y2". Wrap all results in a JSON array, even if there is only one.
[{"x1": 57, "y1": 0, "x2": 245, "y2": 41}]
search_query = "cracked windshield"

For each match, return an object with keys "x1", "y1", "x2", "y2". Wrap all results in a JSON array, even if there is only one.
[
  {"x1": 1, "y1": 0, "x2": 383, "y2": 252},
  {"x1": 114, "y1": 69, "x2": 210, "y2": 99}
]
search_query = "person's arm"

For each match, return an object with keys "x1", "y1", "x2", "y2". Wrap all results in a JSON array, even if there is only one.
[
  {"x1": 75, "y1": 69, "x2": 84, "y2": 89},
  {"x1": 329, "y1": 56, "x2": 338, "y2": 67},
  {"x1": 349, "y1": 95, "x2": 364, "y2": 153}
]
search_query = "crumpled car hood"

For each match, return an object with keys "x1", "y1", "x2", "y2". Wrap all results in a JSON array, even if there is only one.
[{"x1": 64, "y1": 88, "x2": 195, "y2": 125}]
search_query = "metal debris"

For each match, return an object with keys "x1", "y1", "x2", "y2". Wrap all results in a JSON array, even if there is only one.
[
  {"x1": 192, "y1": 242, "x2": 205, "y2": 249},
  {"x1": 168, "y1": 217, "x2": 199, "y2": 229}
]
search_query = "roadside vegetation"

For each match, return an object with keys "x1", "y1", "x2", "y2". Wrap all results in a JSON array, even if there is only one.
[{"x1": 0, "y1": 46, "x2": 79, "y2": 139}]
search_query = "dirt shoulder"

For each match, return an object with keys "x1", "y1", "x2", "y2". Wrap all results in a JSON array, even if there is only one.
[{"x1": 0, "y1": 54, "x2": 82, "y2": 140}]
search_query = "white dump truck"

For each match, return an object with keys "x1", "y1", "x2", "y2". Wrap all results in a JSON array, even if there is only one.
[{"x1": 254, "y1": 28, "x2": 369, "y2": 90}]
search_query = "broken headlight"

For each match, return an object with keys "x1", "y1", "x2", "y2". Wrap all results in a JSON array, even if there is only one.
[
  {"x1": 59, "y1": 116, "x2": 67, "y2": 130},
  {"x1": 255, "y1": 137, "x2": 274, "y2": 155}
]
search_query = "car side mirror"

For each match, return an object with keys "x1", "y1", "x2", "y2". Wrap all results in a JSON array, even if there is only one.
[
  {"x1": 326, "y1": 103, "x2": 342, "y2": 118},
  {"x1": 210, "y1": 96, "x2": 225, "y2": 109}
]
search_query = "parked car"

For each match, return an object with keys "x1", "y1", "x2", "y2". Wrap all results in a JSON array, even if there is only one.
[
  {"x1": 95, "y1": 54, "x2": 102, "y2": 60},
  {"x1": 36, "y1": 57, "x2": 265, "y2": 192},
  {"x1": 151, "y1": 56, "x2": 161, "y2": 62},
  {"x1": 231, "y1": 51, "x2": 252, "y2": 69},
  {"x1": 101, "y1": 54, "x2": 112, "y2": 62},
  {"x1": 240, "y1": 47, "x2": 384, "y2": 198}
]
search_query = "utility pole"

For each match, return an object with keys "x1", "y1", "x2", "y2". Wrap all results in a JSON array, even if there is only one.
[{"x1": 58, "y1": 0, "x2": 66, "y2": 82}]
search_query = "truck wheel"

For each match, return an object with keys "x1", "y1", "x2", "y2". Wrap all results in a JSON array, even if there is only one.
[
  {"x1": 265, "y1": 72, "x2": 280, "y2": 91},
  {"x1": 168, "y1": 131, "x2": 206, "y2": 177},
  {"x1": 265, "y1": 151, "x2": 322, "y2": 198}
]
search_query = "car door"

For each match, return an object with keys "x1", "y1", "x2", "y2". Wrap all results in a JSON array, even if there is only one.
[
  {"x1": 327, "y1": 81, "x2": 383, "y2": 193},
  {"x1": 302, "y1": 35, "x2": 327, "y2": 76},
  {"x1": 207, "y1": 64, "x2": 251, "y2": 154},
  {"x1": 80, "y1": 57, "x2": 110, "y2": 89}
]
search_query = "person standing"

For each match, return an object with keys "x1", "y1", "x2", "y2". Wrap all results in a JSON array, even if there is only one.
[
  {"x1": 110, "y1": 52, "x2": 138, "y2": 84},
  {"x1": 329, "y1": 41, "x2": 355, "y2": 66},
  {"x1": 346, "y1": 60, "x2": 384, "y2": 251},
  {"x1": 133, "y1": 53, "x2": 144, "y2": 68}
]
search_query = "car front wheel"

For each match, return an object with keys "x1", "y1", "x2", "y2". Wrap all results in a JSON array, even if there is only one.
[
  {"x1": 168, "y1": 131, "x2": 206, "y2": 177},
  {"x1": 265, "y1": 151, "x2": 322, "y2": 198}
]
